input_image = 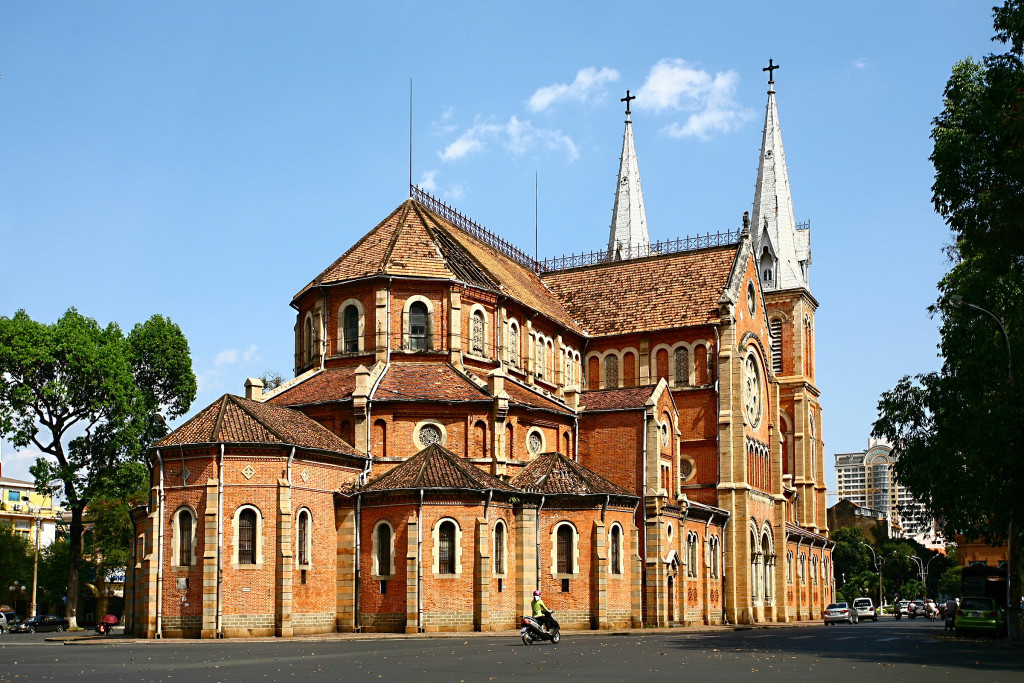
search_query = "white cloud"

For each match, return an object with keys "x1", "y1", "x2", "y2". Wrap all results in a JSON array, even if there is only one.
[
  {"x1": 440, "y1": 116, "x2": 578, "y2": 162},
  {"x1": 852, "y1": 57, "x2": 868, "y2": 69},
  {"x1": 214, "y1": 349, "x2": 238, "y2": 366},
  {"x1": 242, "y1": 344, "x2": 259, "y2": 363},
  {"x1": 528, "y1": 67, "x2": 620, "y2": 112},
  {"x1": 635, "y1": 59, "x2": 753, "y2": 140},
  {"x1": 419, "y1": 170, "x2": 439, "y2": 192}
]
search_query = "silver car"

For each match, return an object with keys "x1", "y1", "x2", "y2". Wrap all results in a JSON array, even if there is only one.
[
  {"x1": 824, "y1": 602, "x2": 859, "y2": 625},
  {"x1": 853, "y1": 597, "x2": 877, "y2": 621}
]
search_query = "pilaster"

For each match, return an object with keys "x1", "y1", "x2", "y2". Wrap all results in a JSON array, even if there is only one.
[
  {"x1": 335, "y1": 506, "x2": 357, "y2": 632},
  {"x1": 275, "y1": 479, "x2": 293, "y2": 638},
  {"x1": 516, "y1": 506, "x2": 538, "y2": 619},
  {"x1": 474, "y1": 517, "x2": 491, "y2": 631},
  {"x1": 375, "y1": 288, "x2": 389, "y2": 363},
  {"x1": 201, "y1": 478, "x2": 219, "y2": 638},
  {"x1": 448, "y1": 289, "x2": 462, "y2": 365},
  {"x1": 591, "y1": 520, "x2": 608, "y2": 629},
  {"x1": 405, "y1": 513, "x2": 420, "y2": 633}
]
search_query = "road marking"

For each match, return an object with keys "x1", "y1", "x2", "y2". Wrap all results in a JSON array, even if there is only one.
[
  {"x1": 876, "y1": 636, "x2": 904, "y2": 641},
  {"x1": 789, "y1": 635, "x2": 814, "y2": 640}
]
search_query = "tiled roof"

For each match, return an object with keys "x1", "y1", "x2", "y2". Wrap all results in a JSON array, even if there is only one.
[
  {"x1": 512, "y1": 452, "x2": 634, "y2": 497},
  {"x1": 503, "y1": 379, "x2": 573, "y2": 414},
  {"x1": 0, "y1": 476, "x2": 33, "y2": 486},
  {"x1": 154, "y1": 394, "x2": 364, "y2": 457},
  {"x1": 373, "y1": 363, "x2": 491, "y2": 402},
  {"x1": 293, "y1": 200, "x2": 584, "y2": 334},
  {"x1": 361, "y1": 444, "x2": 516, "y2": 492},
  {"x1": 580, "y1": 386, "x2": 655, "y2": 411},
  {"x1": 540, "y1": 245, "x2": 738, "y2": 336},
  {"x1": 265, "y1": 368, "x2": 357, "y2": 407}
]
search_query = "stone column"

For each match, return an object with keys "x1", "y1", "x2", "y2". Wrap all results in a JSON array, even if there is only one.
[
  {"x1": 405, "y1": 513, "x2": 420, "y2": 634},
  {"x1": 591, "y1": 520, "x2": 607, "y2": 629},
  {"x1": 275, "y1": 479, "x2": 293, "y2": 638},
  {"x1": 448, "y1": 289, "x2": 462, "y2": 365},
  {"x1": 335, "y1": 506, "x2": 357, "y2": 632},
  {"x1": 645, "y1": 513, "x2": 666, "y2": 626},
  {"x1": 353, "y1": 365, "x2": 370, "y2": 453},
  {"x1": 201, "y1": 478, "x2": 220, "y2": 638},
  {"x1": 375, "y1": 288, "x2": 389, "y2": 363},
  {"x1": 144, "y1": 487, "x2": 159, "y2": 638},
  {"x1": 516, "y1": 506, "x2": 538, "y2": 619},
  {"x1": 474, "y1": 517, "x2": 491, "y2": 631},
  {"x1": 630, "y1": 527, "x2": 643, "y2": 628}
]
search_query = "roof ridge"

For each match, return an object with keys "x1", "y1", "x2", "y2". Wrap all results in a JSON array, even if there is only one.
[
  {"x1": 380, "y1": 200, "x2": 415, "y2": 273},
  {"x1": 413, "y1": 446, "x2": 432, "y2": 486},
  {"x1": 228, "y1": 395, "x2": 291, "y2": 445},
  {"x1": 419, "y1": 206, "x2": 503, "y2": 291},
  {"x1": 210, "y1": 394, "x2": 231, "y2": 443}
]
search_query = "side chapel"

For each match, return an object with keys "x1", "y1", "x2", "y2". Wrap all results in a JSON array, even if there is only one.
[{"x1": 126, "y1": 67, "x2": 833, "y2": 638}]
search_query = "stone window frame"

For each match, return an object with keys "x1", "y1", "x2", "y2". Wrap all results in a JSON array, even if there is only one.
[
  {"x1": 371, "y1": 519, "x2": 396, "y2": 579},
  {"x1": 769, "y1": 315, "x2": 785, "y2": 375},
  {"x1": 402, "y1": 295, "x2": 435, "y2": 352},
  {"x1": 619, "y1": 346, "x2": 639, "y2": 387},
  {"x1": 505, "y1": 317, "x2": 521, "y2": 368},
  {"x1": 337, "y1": 299, "x2": 366, "y2": 354},
  {"x1": 525, "y1": 426, "x2": 546, "y2": 458},
  {"x1": 609, "y1": 522, "x2": 624, "y2": 576},
  {"x1": 708, "y1": 534, "x2": 720, "y2": 578},
  {"x1": 679, "y1": 455, "x2": 696, "y2": 484},
  {"x1": 171, "y1": 505, "x2": 197, "y2": 570},
  {"x1": 493, "y1": 519, "x2": 508, "y2": 576},
  {"x1": 295, "y1": 507, "x2": 313, "y2": 569},
  {"x1": 431, "y1": 517, "x2": 463, "y2": 577},
  {"x1": 798, "y1": 553, "x2": 807, "y2": 585},
  {"x1": 414, "y1": 419, "x2": 448, "y2": 450},
  {"x1": 811, "y1": 555, "x2": 819, "y2": 586},
  {"x1": 746, "y1": 280, "x2": 757, "y2": 317},
  {"x1": 467, "y1": 304, "x2": 489, "y2": 359},
  {"x1": 686, "y1": 531, "x2": 699, "y2": 578},
  {"x1": 232, "y1": 504, "x2": 265, "y2": 569},
  {"x1": 550, "y1": 521, "x2": 580, "y2": 578},
  {"x1": 135, "y1": 533, "x2": 146, "y2": 568},
  {"x1": 760, "y1": 527, "x2": 774, "y2": 602},
  {"x1": 786, "y1": 550, "x2": 794, "y2": 584},
  {"x1": 303, "y1": 312, "x2": 316, "y2": 366}
]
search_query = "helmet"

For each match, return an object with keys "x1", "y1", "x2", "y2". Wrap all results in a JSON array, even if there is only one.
[{"x1": 533, "y1": 590, "x2": 541, "y2": 597}]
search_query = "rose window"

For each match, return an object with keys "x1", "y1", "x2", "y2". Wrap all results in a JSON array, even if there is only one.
[
  {"x1": 418, "y1": 424, "x2": 442, "y2": 447},
  {"x1": 528, "y1": 431, "x2": 543, "y2": 455},
  {"x1": 743, "y1": 355, "x2": 762, "y2": 429}
]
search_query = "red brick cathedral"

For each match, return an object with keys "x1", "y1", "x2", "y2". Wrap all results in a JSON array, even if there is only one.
[{"x1": 127, "y1": 73, "x2": 833, "y2": 638}]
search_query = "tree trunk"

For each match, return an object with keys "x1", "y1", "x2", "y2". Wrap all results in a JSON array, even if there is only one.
[
  {"x1": 1009, "y1": 520, "x2": 1023, "y2": 640},
  {"x1": 65, "y1": 505, "x2": 86, "y2": 629}
]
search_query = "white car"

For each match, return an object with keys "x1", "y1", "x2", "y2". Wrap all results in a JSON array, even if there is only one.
[
  {"x1": 852, "y1": 597, "x2": 877, "y2": 622},
  {"x1": 824, "y1": 602, "x2": 859, "y2": 625}
]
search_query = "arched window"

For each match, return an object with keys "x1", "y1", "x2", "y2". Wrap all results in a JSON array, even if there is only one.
[
  {"x1": 535, "y1": 338, "x2": 545, "y2": 379},
  {"x1": 470, "y1": 310, "x2": 485, "y2": 356},
  {"x1": 687, "y1": 533, "x2": 698, "y2": 577},
  {"x1": 474, "y1": 420, "x2": 487, "y2": 459},
  {"x1": 812, "y1": 556, "x2": 819, "y2": 585},
  {"x1": 786, "y1": 551, "x2": 794, "y2": 584},
  {"x1": 375, "y1": 522, "x2": 393, "y2": 577},
  {"x1": 508, "y1": 322, "x2": 520, "y2": 367},
  {"x1": 562, "y1": 432, "x2": 571, "y2": 456},
  {"x1": 174, "y1": 508, "x2": 195, "y2": 567},
  {"x1": 610, "y1": 524, "x2": 623, "y2": 575},
  {"x1": 297, "y1": 509, "x2": 312, "y2": 567},
  {"x1": 655, "y1": 348, "x2": 669, "y2": 382},
  {"x1": 674, "y1": 347, "x2": 689, "y2": 387},
  {"x1": 343, "y1": 305, "x2": 360, "y2": 353},
  {"x1": 303, "y1": 316, "x2": 313, "y2": 364},
  {"x1": 604, "y1": 354, "x2": 619, "y2": 388},
  {"x1": 770, "y1": 318, "x2": 783, "y2": 374},
  {"x1": 564, "y1": 352, "x2": 573, "y2": 384},
  {"x1": 239, "y1": 508, "x2": 257, "y2": 565},
  {"x1": 438, "y1": 520, "x2": 456, "y2": 575},
  {"x1": 494, "y1": 521, "x2": 506, "y2": 575},
  {"x1": 557, "y1": 524, "x2": 574, "y2": 574},
  {"x1": 505, "y1": 423, "x2": 514, "y2": 460},
  {"x1": 623, "y1": 351, "x2": 636, "y2": 387},
  {"x1": 588, "y1": 356, "x2": 600, "y2": 390},
  {"x1": 695, "y1": 345, "x2": 708, "y2": 384},
  {"x1": 762, "y1": 534, "x2": 772, "y2": 601},
  {"x1": 709, "y1": 536, "x2": 719, "y2": 578},
  {"x1": 408, "y1": 301, "x2": 429, "y2": 351},
  {"x1": 373, "y1": 419, "x2": 387, "y2": 458}
]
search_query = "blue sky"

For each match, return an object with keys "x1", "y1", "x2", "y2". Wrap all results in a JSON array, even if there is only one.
[{"x1": 0, "y1": 2, "x2": 998, "y2": 498}]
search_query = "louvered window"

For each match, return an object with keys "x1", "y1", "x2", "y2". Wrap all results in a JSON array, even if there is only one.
[
  {"x1": 557, "y1": 525, "x2": 573, "y2": 574},
  {"x1": 674, "y1": 347, "x2": 689, "y2": 387},
  {"x1": 438, "y1": 521, "x2": 456, "y2": 574},
  {"x1": 239, "y1": 509, "x2": 257, "y2": 565},
  {"x1": 770, "y1": 319, "x2": 783, "y2": 374},
  {"x1": 178, "y1": 510, "x2": 192, "y2": 566},
  {"x1": 343, "y1": 305, "x2": 359, "y2": 353},
  {"x1": 377, "y1": 523, "x2": 392, "y2": 576}
]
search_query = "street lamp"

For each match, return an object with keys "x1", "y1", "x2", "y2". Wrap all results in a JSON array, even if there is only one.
[
  {"x1": 861, "y1": 542, "x2": 884, "y2": 608},
  {"x1": 21, "y1": 496, "x2": 41, "y2": 618},
  {"x1": 8, "y1": 581, "x2": 26, "y2": 615}
]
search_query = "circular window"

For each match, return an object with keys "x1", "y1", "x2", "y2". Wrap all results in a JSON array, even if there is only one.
[
  {"x1": 666, "y1": 523, "x2": 674, "y2": 541},
  {"x1": 416, "y1": 423, "x2": 443, "y2": 448},
  {"x1": 680, "y1": 458, "x2": 695, "y2": 481},
  {"x1": 660, "y1": 422, "x2": 669, "y2": 447},
  {"x1": 527, "y1": 430, "x2": 544, "y2": 455},
  {"x1": 743, "y1": 355, "x2": 763, "y2": 429},
  {"x1": 747, "y1": 281, "x2": 756, "y2": 316}
]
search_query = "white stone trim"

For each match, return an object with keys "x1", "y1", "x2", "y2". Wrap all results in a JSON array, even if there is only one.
[
  {"x1": 295, "y1": 507, "x2": 313, "y2": 569},
  {"x1": 525, "y1": 426, "x2": 546, "y2": 458},
  {"x1": 550, "y1": 521, "x2": 580, "y2": 577},
  {"x1": 231, "y1": 504, "x2": 265, "y2": 568},
  {"x1": 467, "y1": 303, "x2": 489, "y2": 358},
  {"x1": 337, "y1": 299, "x2": 366, "y2": 353},
  {"x1": 493, "y1": 520, "x2": 508, "y2": 576},
  {"x1": 609, "y1": 522, "x2": 625, "y2": 576},
  {"x1": 431, "y1": 517, "x2": 463, "y2": 576},
  {"x1": 402, "y1": 295, "x2": 434, "y2": 350},
  {"x1": 371, "y1": 519, "x2": 396, "y2": 578},
  {"x1": 414, "y1": 420, "x2": 448, "y2": 450},
  {"x1": 171, "y1": 505, "x2": 198, "y2": 570},
  {"x1": 505, "y1": 317, "x2": 521, "y2": 368}
]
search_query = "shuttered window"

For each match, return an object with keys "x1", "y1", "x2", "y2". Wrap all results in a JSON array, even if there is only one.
[{"x1": 343, "y1": 305, "x2": 359, "y2": 353}]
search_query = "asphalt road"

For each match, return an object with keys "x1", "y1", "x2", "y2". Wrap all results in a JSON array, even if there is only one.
[{"x1": 1, "y1": 618, "x2": 1021, "y2": 682}]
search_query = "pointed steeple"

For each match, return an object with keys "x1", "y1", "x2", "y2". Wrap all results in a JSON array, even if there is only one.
[
  {"x1": 607, "y1": 90, "x2": 650, "y2": 260},
  {"x1": 751, "y1": 61, "x2": 810, "y2": 292}
]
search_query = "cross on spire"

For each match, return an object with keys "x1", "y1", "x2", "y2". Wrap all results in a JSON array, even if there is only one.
[
  {"x1": 621, "y1": 90, "x2": 636, "y2": 116},
  {"x1": 763, "y1": 59, "x2": 780, "y2": 85}
]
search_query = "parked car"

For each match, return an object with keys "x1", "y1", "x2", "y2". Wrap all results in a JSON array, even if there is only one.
[
  {"x1": 823, "y1": 602, "x2": 859, "y2": 625},
  {"x1": 853, "y1": 597, "x2": 877, "y2": 622},
  {"x1": 9, "y1": 615, "x2": 69, "y2": 633},
  {"x1": 955, "y1": 596, "x2": 1006, "y2": 637},
  {"x1": 1, "y1": 611, "x2": 22, "y2": 634},
  {"x1": 897, "y1": 599, "x2": 910, "y2": 616}
]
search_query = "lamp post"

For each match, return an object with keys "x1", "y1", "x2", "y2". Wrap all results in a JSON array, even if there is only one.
[
  {"x1": 21, "y1": 496, "x2": 41, "y2": 618},
  {"x1": 861, "y1": 542, "x2": 884, "y2": 608},
  {"x1": 8, "y1": 581, "x2": 26, "y2": 615}
]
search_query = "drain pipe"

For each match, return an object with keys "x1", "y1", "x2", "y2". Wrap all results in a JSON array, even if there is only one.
[
  {"x1": 641, "y1": 410, "x2": 649, "y2": 569},
  {"x1": 216, "y1": 444, "x2": 224, "y2": 637},
  {"x1": 417, "y1": 488, "x2": 424, "y2": 632},
  {"x1": 535, "y1": 495, "x2": 546, "y2": 590},
  {"x1": 354, "y1": 493, "x2": 361, "y2": 631},
  {"x1": 721, "y1": 512, "x2": 731, "y2": 624},
  {"x1": 155, "y1": 449, "x2": 165, "y2": 638},
  {"x1": 286, "y1": 446, "x2": 296, "y2": 486}
]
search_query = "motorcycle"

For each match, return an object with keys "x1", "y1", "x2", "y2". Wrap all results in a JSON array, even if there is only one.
[
  {"x1": 908, "y1": 604, "x2": 918, "y2": 620},
  {"x1": 520, "y1": 609, "x2": 560, "y2": 645},
  {"x1": 94, "y1": 622, "x2": 115, "y2": 636}
]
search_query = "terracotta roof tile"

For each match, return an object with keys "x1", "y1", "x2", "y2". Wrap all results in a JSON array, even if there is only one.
[
  {"x1": 264, "y1": 368, "x2": 357, "y2": 407},
  {"x1": 540, "y1": 246, "x2": 738, "y2": 336},
  {"x1": 373, "y1": 363, "x2": 490, "y2": 402},
  {"x1": 512, "y1": 452, "x2": 634, "y2": 497},
  {"x1": 154, "y1": 394, "x2": 363, "y2": 457},
  {"x1": 362, "y1": 444, "x2": 516, "y2": 492},
  {"x1": 580, "y1": 386, "x2": 655, "y2": 411},
  {"x1": 503, "y1": 379, "x2": 572, "y2": 414}
]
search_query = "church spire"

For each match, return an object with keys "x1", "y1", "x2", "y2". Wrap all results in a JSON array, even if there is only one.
[
  {"x1": 751, "y1": 60, "x2": 811, "y2": 292},
  {"x1": 607, "y1": 90, "x2": 650, "y2": 260}
]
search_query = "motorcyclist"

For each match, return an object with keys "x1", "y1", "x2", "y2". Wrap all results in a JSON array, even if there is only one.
[
  {"x1": 531, "y1": 590, "x2": 555, "y2": 632},
  {"x1": 944, "y1": 597, "x2": 958, "y2": 630}
]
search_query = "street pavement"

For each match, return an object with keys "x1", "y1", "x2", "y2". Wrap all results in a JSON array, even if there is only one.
[{"x1": 1, "y1": 617, "x2": 1022, "y2": 681}]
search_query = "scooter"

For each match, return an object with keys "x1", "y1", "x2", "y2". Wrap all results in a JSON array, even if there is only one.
[
  {"x1": 520, "y1": 609, "x2": 560, "y2": 645},
  {"x1": 94, "y1": 622, "x2": 115, "y2": 636}
]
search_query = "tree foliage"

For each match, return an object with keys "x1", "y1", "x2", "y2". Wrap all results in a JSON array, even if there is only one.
[
  {"x1": 0, "y1": 523, "x2": 33, "y2": 607},
  {"x1": 0, "y1": 308, "x2": 195, "y2": 626}
]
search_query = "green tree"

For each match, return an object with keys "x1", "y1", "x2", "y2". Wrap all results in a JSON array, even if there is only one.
[
  {"x1": 829, "y1": 527, "x2": 872, "y2": 591},
  {"x1": 86, "y1": 461, "x2": 150, "y2": 575},
  {"x1": 0, "y1": 309, "x2": 195, "y2": 628},
  {"x1": 0, "y1": 523, "x2": 33, "y2": 610},
  {"x1": 873, "y1": 1, "x2": 1024, "y2": 639},
  {"x1": 939, "y1": 565, "x2": 964, "y2": 598}
]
